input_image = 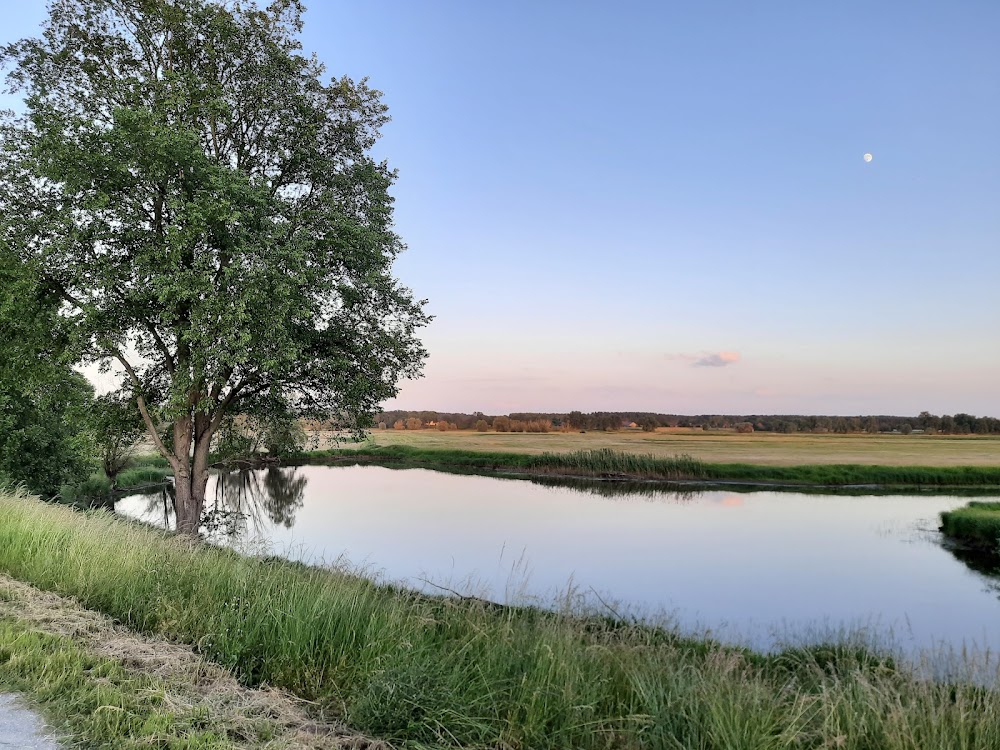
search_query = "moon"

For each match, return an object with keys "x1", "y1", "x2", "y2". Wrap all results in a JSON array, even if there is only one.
[{"x1": 863, "y1": 153, "x2": 873, "y2": 163}]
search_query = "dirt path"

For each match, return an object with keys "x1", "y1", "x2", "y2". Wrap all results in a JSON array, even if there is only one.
[
  {"x1": 0, "y1": 574, "x2": 389, "y2": 749},
  {"x1": 0, "y1": 693, "x2": 59, "y2": 749}
]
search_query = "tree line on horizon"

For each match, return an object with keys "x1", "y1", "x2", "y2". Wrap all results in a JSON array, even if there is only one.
[{"x1": 374, "y1": 410, "x2": 1000, "y2": 435}]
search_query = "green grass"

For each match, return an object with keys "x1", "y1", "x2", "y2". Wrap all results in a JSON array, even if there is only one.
[
  {"x1": 59, "y1": 454, "x2": 174, "y2": 505},
  {"x1": 0, "y1": 489, "x2": 999, "y2": 748},
  {"x1": 0, "y1": 618, "x2": 249, "y2": 748},
  {"x1": 305, "y1": 444, "x2": 1000, "y2": 488},
  {"x1": 941, "y1": 502, "x2": 1000, "y2": 553}
]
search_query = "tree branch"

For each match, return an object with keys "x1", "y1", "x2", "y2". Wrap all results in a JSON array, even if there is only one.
[{"x1": 112, "y1": 349, "x2": 177, "y2": 467}]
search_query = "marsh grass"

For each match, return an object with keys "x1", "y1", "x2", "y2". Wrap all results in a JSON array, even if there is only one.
[
  {"x1": 1, "y1": 489, "x2": 1000, "y2": 747},
  {"x1": 310, "y1": 445, "x2": 1000, "y2": 488},
  {"x1": 941, "y1": 502, "x2": 1000, "y2": 553}
]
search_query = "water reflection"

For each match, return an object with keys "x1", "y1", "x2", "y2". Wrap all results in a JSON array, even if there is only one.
[
  {"x1": 135, "y1": 466, "x2": 307, "y2": 536},
  {"x1": 943, "y1": 542, "x2": 1000, "y2": 597}
]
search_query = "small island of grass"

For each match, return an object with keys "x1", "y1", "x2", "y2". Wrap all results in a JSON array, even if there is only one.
[{"x1": 941, "y1": 502, "x2": 1000, "y2": 553}]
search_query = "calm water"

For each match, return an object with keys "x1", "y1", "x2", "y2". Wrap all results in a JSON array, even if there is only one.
[{"x1": 116, "y1": 464, "x2": 1000, "y2": 655}]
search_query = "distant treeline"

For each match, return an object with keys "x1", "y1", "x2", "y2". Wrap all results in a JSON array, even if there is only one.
[{"x1": 373, "y1": 410, "x2": 1000, "y2": 435}]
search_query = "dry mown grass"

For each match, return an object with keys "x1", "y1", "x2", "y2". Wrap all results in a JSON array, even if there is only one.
[{"x1": 0, "y1": 573, "x2": 388, "y2": 749}]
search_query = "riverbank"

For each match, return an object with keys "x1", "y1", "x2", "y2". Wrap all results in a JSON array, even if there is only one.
[
  {"x1": 1, "y1": 488, "x2": 998, "y2": 749},
  {"x1": 307, "y1": 444, "x2": 1000, "y2": 489},
  {"x1": 0, "y1": 569, "x2": 375, "y2": 748},
  {"x1": 58, "y1": 454, "x2": 174, "y2": 506}
]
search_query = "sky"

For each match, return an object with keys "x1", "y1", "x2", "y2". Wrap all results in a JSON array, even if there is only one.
[{"x1": 3, "y1": 1, "x2": 998, "y2": 416}]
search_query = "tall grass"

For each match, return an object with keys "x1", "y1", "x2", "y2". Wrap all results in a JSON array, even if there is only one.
[
  {"x1": 1, "y1": 490, "x2": 999, "y2": 748},
  {"x1": 941, "y1": 502, "x2": 1000, "y2": 553},
  {"x1": 311, "y1": 444, "x2": 1000, "y2": 487}
]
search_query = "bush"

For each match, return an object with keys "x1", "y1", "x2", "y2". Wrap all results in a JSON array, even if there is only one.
[{"x1": 475, "y1": 420, "x2": 489, "y2": 432}]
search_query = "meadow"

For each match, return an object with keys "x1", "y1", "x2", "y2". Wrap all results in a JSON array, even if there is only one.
[
  {"x1": 343, "y1": 428, "x2": 1000, "y2": 467},
  {"x1": 2, "y1": 488, "x2": 1000, "y2": 749}
]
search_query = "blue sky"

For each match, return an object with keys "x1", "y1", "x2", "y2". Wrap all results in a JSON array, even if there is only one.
[{"x1": 4, "y1": 1, "x2": 998, "y2": 415}]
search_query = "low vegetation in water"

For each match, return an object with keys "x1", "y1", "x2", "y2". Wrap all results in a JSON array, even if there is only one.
[
  {"x1": 58, "y1": 454, "x2": 174, "y2": 506},
  {"x1": 1, "y1": 488, "x2": 999, "y2": 749},
  {"x1": 941, "y1": 502, "x2": 1000, "y2": 553},
  {"x1": 312, "y1": 444, "x2": 1000, "y2": 488}
]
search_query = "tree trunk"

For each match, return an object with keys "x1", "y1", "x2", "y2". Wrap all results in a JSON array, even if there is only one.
[
  {"x1": 171, "y1": 415, "x2": 199, "y2": 535},
  {"x1": 173, "y1": 415, "x2": 217, "y2": 535},
  {"x1": 173, "y1": 465, "x2": 200, "y2": 535}
]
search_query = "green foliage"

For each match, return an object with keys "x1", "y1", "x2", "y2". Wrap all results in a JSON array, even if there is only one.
[
  {"x1": 0, "y1": 246, "x2": 94, "y2": 496},
  {"x1": 1, "y1": 491, "x2": 999, "y2": 749},
  {"x1": 215, "y1": 413, "x2": 307, "y2": 461},
  {"x1": 89, "y1": 392, "x2": 144, "y2": 484},
  {"x1": 257, "y1": 413, "x2": 307, "y2": 457},
  {"x1": 0, "y1": 375, "x2": 94, "y2": 498},
  {"x1": 213, "y1": 416, "x2": 257, "y2": 462},
  {"x1": 0, "y1": 0, "x2": 428, "y2": 528}
]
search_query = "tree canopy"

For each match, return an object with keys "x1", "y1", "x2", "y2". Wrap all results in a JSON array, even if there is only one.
[
  {"x1": 0, "y1": 0, "x2": 428, "y2": 531},
  {"x1": 0, "y1": 251, "x2": 94, "y2": 495}
]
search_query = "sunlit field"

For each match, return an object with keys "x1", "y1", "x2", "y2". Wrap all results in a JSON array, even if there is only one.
[{"x1": 334, "y1": 428, "x2": 1000, "y2": 467}]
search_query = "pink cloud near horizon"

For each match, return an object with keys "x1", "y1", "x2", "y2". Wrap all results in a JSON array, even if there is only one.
[{"x1": 693, "y1": 351, "x2": 741, "y2": 368}]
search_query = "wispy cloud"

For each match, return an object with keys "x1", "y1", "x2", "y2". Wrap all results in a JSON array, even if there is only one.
[{"x1": 693, "y1": 351, "x2": 741, "y2": 368}]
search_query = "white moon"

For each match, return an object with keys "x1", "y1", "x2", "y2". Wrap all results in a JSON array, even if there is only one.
[{"x1": 863, "y1": 153, "x2": 873, "y2": 162}]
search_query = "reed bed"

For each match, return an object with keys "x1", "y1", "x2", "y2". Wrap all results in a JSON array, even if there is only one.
[
  {"x1": 1, "y1": 488, "x2": 999, "y2": 748},
  {"x1": 314, "y1": 445, "x2": 1000, "y2": 487}
]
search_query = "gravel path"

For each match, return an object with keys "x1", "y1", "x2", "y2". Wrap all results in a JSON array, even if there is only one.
[{"x1": 0, "y1": 694, "x2": 60, "y2": 749}]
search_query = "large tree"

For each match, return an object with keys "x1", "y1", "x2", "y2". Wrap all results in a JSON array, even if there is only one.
[{"x1": 0, "y1": 0, "x2": 428, "y2": 533}]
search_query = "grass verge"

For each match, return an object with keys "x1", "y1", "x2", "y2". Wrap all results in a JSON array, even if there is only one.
[
  {"x1": 941, "y1": 502, "x2": 1000, "y2": 553},
  {"x1": 1, "y1": 488, "x2": 999, "y2": 748},
  {"x1": 0, "y1": 572, "x2": 378, "y2": 749},
  {"x1": 306, "y1": 444, "x2": 1000, "y2": 488}
]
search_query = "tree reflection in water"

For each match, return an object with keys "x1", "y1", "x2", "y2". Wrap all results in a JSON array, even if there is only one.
[{"x1": 138, "y1": 467, "x2": 307, "y2": 538}]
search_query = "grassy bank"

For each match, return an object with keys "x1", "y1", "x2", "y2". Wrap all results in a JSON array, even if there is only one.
[
  {"x1": 941, "y1": 502, "x2": 1000, "y2": 553},
  {"x1": 59, "y1": 454, "x2": 173, "y2": 506},
  {"x1": 1, "y1": 489, "x2": 999, "y2": 749},
  {"x1": 0, "y1": 572, "x2": 371, "y2": 749},
  {"x1": 309, "y1": 444, "x2": 1000, "y2": 488}
]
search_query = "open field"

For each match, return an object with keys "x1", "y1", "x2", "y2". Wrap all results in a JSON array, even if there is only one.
[
  {"x1": 2, "y1": 488, "x2": 1000, "y2": 749},
  {"x1": 343, "y1": 428, "x2": 1000, "y2": 467}
]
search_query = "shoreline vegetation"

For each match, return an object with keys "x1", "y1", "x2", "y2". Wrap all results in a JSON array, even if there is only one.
[
  {"x1": 941, "y1": 502, "x2": 1000, "y2": 555},
  {"x1": 2, "y1": 488, "x2": 1000, "y2": 748},
  {"x1": 64, "y1": 440, "x2": 1000, "y2": 507},
  {"x1": 308, "y1": 445, "x2": 1000, "y2": 490}
]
